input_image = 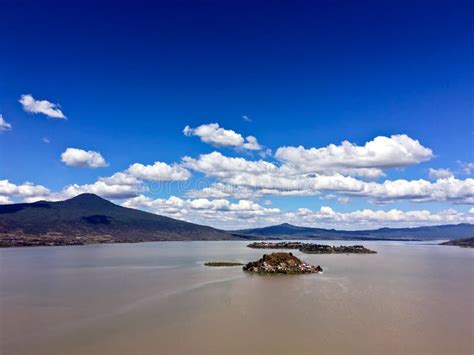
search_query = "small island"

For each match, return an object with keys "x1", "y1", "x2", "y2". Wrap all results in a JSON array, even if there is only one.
[
  {"x1": 204, "y1": 262, "x2": 244, "y2": 267},
  {"x1": 440, "y1": 237, "x2": 474, "y2": 248},
  {"x1": 248, "y1": 242, "x2": 303, "y2": 249},
  {"x1": 247, "y1": 242, "x2": 377, "y2": 254},
  {"x1": 243, "y1": 252, "x2": 323, "y2": 274},
  {"x1": 300, "y1": 244, "x2": 377, "y2": 254}
]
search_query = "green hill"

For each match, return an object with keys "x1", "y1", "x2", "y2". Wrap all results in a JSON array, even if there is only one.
[{"x1": 0, "y1": 193, "x2": 236, "y2": 246}]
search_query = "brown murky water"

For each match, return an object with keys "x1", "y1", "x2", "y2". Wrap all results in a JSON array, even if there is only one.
[{"x1": 1, "y1": 241, "x2": 473, "y2": 355}]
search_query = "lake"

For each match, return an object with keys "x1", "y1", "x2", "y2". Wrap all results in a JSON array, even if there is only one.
[{"x1": 1, "y1": 241, "x2": 472, "y2": 355}]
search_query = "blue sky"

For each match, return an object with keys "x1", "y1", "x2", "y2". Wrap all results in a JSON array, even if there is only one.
[{"x1": 0, "y1": 0, "x2": 473, "y2": 229}]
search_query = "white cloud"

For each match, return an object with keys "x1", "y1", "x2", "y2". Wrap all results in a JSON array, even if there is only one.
[
  {"x1": 0, "y1": 172, "x2": 144, "y2": 203},
  {"x1": 242, "y1": 115, "x2": 252, "y2": 122},
  {"x1": 0, "y1": 180, "x2": 51, "y2": 203},
  {"x1": 122, "y1": 194, "x2": 474, "y2": 229},
  {"x1": 122, "y1": 195, "x2": 280, "y2": 229},
  {"x1": 2, "y1": 176, "x2": 473, "y2": 229},
  {"x1": 275, "y1": 134, "x2": 433, "y2": 178},
  {"x1": 19, "y1": 94, "x2": 66, "y2": 119},
  {"x1": 184, "y1": 123, "x2": 243, "y2": 147},
  {"x1": 284, "y1": 206, "x2": 474, "y2": 230},
  {"x1": 243, "y1": 135, "x2": 261, "y2": 150},
  {"x1": 61, "y1": 148, "x2": 109, "y2": 168},
  {"x1": 183, "y1": 152, "x2": 474, "y2": 204},
  {"x1": 183, "y1": 123, "x2": 261, "y2": 150},
  {"x1": 183, "y1": 151, "x2": 278, "y2": 179},
  {"x1": 183, "y1": 152, "x2": 368, "y2": 196},
  {"x1": 0, "y1": 195, "x2": 14, "y2": 204},
  {"x1": 127, "y1": 162, "x2": 191, "y2": 181},
  {"x1": 459, "y1": 161, "x2": 474, "y2": 175},
  {"x1": 428, "y1": 168, "x2": 453, "y2": 180},
  {"x1": 3, "y1": 128, "x2": 472, "y2": 230},
  {"x1": 60, "y1": 173, "x2": 142, "y2": 200},
  {"x1": 320, "y1": 194, "x2": 351, "y2": 203},
  {"x1": 186, "y1": 183, "x2": 258, "y2": 199},
  {"x1": 337, "y1": 197, "x2": 351, "y2": 203},
  {"x1": 55, "y1": 172, "x2": 143, "y2": 201},
  {"x1": 0, "y1": 114, "x2": 12, "y2": 132},
  {"x1": 359, "y1": 177, "x2": 474, "y2": 204},
  {"x1": 42, "y1": 137, "x2": 50, "y2": 144}
]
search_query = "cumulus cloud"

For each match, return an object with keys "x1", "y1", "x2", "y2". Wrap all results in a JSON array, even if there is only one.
[
  {"x1": 127, "y1": 162, "x2": 191, "y2": 181},
  {"x1": 183, "y1": 151, "x2": 278, "y2": 178},
  {"x1": 183, "y1": 123, "x2": 261, "y2": 150},
  {"x1": 359, "y1": 177, "x2": 474, "y2": 204},
  {"x1": 186, "y1": 183, "x2": 258, "y2": 199},
  {"x1": 275, "y1": 134, "x2": 433, "y2": 178},
  {"x1": 0, "y1": 114, "x2": 12, "y2": 132},
  {"x1": 0, "y1": 195, "x2": 13, "y2": 204},
  {"x1": 0, "y1": 180, "x2": 51, "y2": 203},
  {"x1": 61, "y1": 148, "x2": 109, "y2": 168},
  {"x1": 428, "y1": 168, "x2": 453, "y2": 180},
  {"x1": 0, "y1": 172, "x2": 144, "y2": 203},
  {"x1": 60, "y1": 172, "x2": 143, "y2": 200},
  {"x1": 183, "y1": 152, "x2": 474, "y2": 204},
  {"x1": 459, "y1": 161, "x2": 474, "y2": 175},
  {"x1": 19, "y1": 94, "x2": 66, "y2": 119},
  {"x1": 123, "y1": 195, "x2": 280, "y2": 228},
  {"x1": 3, "y1": 128, "x2": 472, "y2": 230},
  {"x1": 243, "y1": 135, "x2": 261, "y2": 150},
  {"x1": 2, "y1": 176, "x2": 473, "y2": 229},
  {"x1": 122, "y1": 194, "x2": 474, "y2": 229},
  {"x1": 283, "y1": 206, "x2": 474, "y2": 230},
  {"x1": 183, "y1": 152, "x2": 368, "y2": 196}
]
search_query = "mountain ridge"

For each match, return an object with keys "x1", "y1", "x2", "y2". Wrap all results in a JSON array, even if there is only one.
[
  {"x1": 1, "y1": 194, "x2": 473, "y2": 246},
  {"x1": 235, "y1": 222, "x2": 474, "y2": 241},
  {"x1": 0, "y1": 193, "x2": 238, "y2": 247}
]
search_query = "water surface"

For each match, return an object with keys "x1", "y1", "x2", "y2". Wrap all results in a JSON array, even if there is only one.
[{"x1": 1, "y1": 241, "x2": 472, "y2": 355}]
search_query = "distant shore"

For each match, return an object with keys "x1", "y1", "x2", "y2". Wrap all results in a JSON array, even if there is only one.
[
  {"x1": 440, "y1": 237, "x2": 474, "y2": 248},
  {"x1": 247, "y1": 242, "x2": 377, "y2": 254},
  {"x1": 0, "y1": 234, "x2": 454, "y2": 248}
]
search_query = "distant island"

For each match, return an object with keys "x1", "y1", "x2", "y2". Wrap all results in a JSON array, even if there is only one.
[
  {"x1": 205, "y1": 262, "x2": 244, "y2": 267},
  {"x1": 247, "y1": 242, "x2": 377, "y2": 254},
  {"x1": 1, "y1": 193, "x2": 473, "y2": 247},
  {"x1": 440, "y1": 237, "x2": 474, "y2": 248},
  {"x1": 243, "y1": 252, "x2": 323, "y2": 274}
]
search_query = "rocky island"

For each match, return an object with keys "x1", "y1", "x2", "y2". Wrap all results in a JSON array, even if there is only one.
[
  {"x1": 243, "y1": 252, "x2": 323, "y2": 274},
  {"x1": 300, "y1": 244, "x2": 377, "y2": 254},
  {"x1": 248, "y1": 242, "x2": 303, "y2": 249},
  {"x1": 247, "y1": 242, "x2": 377, "y2": 254}
]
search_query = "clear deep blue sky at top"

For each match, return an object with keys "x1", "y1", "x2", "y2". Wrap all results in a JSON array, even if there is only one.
[{"x1": 0, "y1": 0, "x2": 473, "y2": 220}]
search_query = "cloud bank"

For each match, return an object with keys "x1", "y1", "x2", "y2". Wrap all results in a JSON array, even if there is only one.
[
  {"x1": 275, "y1": 134, "x2": 433, "y2": 178},
  {"x1": 122, "y1": 194, "x2": 474, "y2": 230}
]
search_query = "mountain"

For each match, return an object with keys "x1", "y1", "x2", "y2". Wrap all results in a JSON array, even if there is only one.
[
  {"x1": 440, "y1": 237, "x2": 474, "y2": 248},
  {"x1": 0, "y1": 194, "x2": 237, "y2": 247},
  {"x1": 2, "y1": 194, "x2": 473, "y2": 247},
  {"x1": 235, "y1": 223, "x2": 474, "y2": 241}
]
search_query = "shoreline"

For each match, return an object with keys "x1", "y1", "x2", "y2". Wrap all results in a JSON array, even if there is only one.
[{"x1": 0, "y1": 237, "x2": 451, "y2": 249}]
